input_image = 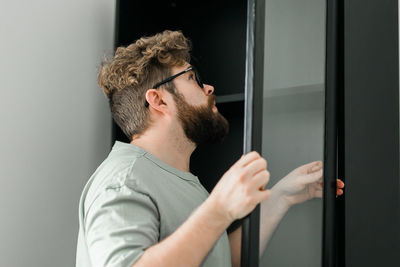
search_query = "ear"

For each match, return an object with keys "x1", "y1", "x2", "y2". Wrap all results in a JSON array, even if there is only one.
[{"x1": 145, "y1": 89, "x2": 169, "y2": 113}]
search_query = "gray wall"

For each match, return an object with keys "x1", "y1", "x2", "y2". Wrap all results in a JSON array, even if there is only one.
[{"x1": 0, "y1": 1, "x2": 115, "y2": 266}]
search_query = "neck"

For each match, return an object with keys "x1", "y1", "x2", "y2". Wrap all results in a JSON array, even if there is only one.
[{"x1": 130, "y1": 124, "x2": 196, "y2": 173}]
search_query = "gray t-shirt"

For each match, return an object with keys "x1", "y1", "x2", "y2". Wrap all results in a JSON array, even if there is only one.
[{"x1": 76, "y1": 141, "x2": 232, "y2": 267}]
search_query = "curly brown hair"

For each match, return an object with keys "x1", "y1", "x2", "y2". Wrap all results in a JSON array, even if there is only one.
[{"x1": 98, "y1": 30, "x2": 192, "y2": 140}]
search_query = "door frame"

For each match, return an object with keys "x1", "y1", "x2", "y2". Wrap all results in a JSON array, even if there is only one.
[{"x1": 241, "y1": 0, "x2": 265, "y2": 266}]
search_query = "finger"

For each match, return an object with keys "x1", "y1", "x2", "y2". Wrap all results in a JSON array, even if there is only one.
[
  {"x1": 249, "y1": 170, "x2": 270, "y2": 191},
  {"x1": 307, "y1": 161, "x2": 323, "y2": 174},
  {"x1": 243, "y1": 157, "x2": 267, "y2": 178},
  {"x1": 336, "y1": 189, "x2": 343, "y2": 196},
  {"x1": 291, "y1": 161, "x2": 321, "y2": 174},
  {"x1": 337, "y1": 179, "x2": 345, "y2": 188},
  {"x1": 303, "y1": 169, "x2": 323, "y2": 184},
  {"x1": 296, "y1": 161, "x2": 322, "y2": 174},
  {"x1": 237, "y1": 151, "x2": 262, "y2": 168}
]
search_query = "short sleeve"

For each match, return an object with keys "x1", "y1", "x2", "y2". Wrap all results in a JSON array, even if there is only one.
[{"x1": 84, "y1": 185, "x2": 160, "y2": 267}]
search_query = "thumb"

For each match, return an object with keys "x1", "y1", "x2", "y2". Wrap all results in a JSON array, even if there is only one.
[{"x1": 258, "y1": 189, "x2": 271, "y2": 203}]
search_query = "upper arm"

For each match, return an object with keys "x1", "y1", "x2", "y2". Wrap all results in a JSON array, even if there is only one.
[{"x1": 84, "y1": 185, "x2": 160, "y2": 267}]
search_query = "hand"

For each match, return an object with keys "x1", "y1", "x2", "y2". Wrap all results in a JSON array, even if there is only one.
[
  {"x1": 272, "y1": 161, "x2": 345, "y2": 207},
  {"x1": 208, "y1": 151, "x2": 271, "y2": 223}
]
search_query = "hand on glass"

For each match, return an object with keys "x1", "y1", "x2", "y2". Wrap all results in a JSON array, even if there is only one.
[{"x1": 272, "y1": 161, "x2": 345, "y2": 207}]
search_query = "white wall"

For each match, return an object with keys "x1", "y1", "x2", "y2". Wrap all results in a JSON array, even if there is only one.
[{"x1": 0, "y1": 1, "x2": 115, "y2": 266}]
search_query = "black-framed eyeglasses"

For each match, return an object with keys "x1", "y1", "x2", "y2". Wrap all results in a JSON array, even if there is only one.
[{"x1": 145, "y1": 66, "x2": 203, "y2": 107}]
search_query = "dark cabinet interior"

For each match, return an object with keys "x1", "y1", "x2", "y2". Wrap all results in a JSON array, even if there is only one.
[{"x1": 114, "y1": 0, "x2": 247, "y2": 194}]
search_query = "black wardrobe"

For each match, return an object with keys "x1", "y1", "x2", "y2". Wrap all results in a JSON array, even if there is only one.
[{"x1": 113, "y1": 0, "x2": 400, "y2": 266}]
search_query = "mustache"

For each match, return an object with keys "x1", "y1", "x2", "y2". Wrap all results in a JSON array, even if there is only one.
[{"x1": 208, "y1": 95, "x2": 216, "y2": 108}]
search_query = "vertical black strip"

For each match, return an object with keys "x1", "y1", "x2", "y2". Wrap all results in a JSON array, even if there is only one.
[
  {"x1": 335, "y1": 0, "x2": 345, "y2": 266},
  {"x1": 114, "y1": 0, "x2": 120, "y2": 51},
  {"x1": 241, "y1": 0, "x2": 256, "y2": 264},
  {"x1": 323, "y1": 0, "x2": 342, "y2": 266},
  {"x1": 111, "y1": 0, "x2": 120, "y2": 146},
  {"x1": 344, "y1": 0, "x2": 400, "y2": 266},
  {"x1": 241, "y1": 0, "x2": 265, "y2": 266}
]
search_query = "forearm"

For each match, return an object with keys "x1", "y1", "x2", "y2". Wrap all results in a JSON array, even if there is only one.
[
  {"x1": 228, "y1": 226, "x2": 242, "y2": 267},
  {"x1": 228, "y1": 189, "x2": 291, "y2": 263},
  {"x1": 259, "y1": 187, "x2": 290, "y2": 257},
  {"x1": 133, "y1": 198, "x2": 231, "y2": 267},
  {"x1": 228, "y1": 193, "x2": 290, "y2": 264}
]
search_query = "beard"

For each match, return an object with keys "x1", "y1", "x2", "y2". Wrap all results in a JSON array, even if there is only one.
[{"x1": 173, "y1": 94, "x2": 229, "y2": 146}]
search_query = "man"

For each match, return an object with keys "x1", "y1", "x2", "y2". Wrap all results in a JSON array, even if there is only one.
[{"x1": 76, "y1": 30, "x2": 344, "y2": 267}]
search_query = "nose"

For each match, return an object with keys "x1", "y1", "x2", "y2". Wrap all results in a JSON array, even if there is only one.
[{"x1": 203, "y1": 84, "x2": 214, "y2": 96}]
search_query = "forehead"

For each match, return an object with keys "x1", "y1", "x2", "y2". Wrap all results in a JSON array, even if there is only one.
[{"x1": 172, "y1": 63, "x2": 192, "y2": 74}]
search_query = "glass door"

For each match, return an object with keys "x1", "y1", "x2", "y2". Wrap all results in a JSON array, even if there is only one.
[
  {"x1": 243, "y1": 0, "x2": 400, "y2": 266},
  {"x1": 260, "y1": 0, "x2": 326, "y2": 265},
  {"x1": 241, "y1": 0, "x2": 333, "y2": 266}
]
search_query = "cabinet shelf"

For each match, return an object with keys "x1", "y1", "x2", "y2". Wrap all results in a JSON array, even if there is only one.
[
  {"x1": 264, "y1": 83, "x2": 324, "y2": 98},
  {"x1": 215, "y1": 83, "x2": 324, "y2": 104},
  {"x1": 216, "y1": 93, "x2": 245, "y2": 104}
]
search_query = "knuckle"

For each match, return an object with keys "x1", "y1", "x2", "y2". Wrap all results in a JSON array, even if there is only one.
[
  {"x1": 261, "y1": 158, "x2": 267, "y2": 168},
  {"x1": 244, "y1": 186, "x2": 252, "y2": 195},
  {"x1": 238, "y1": 171, "x2": 247, "y2": 182},
  {"x1": 245, "y1": 196, "x2": 255, "y2": 206},
  {"x1": 250, "y1": 151, "x2": 260, "y2": 157},
  {"x1": 262, "y1": 171, "x2": 270, "y2": 184}
]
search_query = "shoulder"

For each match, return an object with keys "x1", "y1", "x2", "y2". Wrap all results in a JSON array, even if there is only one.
[{"x1": 80, "y1": 145, "x2": 151, "y2": 216}]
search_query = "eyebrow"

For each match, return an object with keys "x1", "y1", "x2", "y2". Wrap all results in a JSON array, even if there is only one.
[{"x1": 187, "y1": 67, "x2": 196, "y2": 76}]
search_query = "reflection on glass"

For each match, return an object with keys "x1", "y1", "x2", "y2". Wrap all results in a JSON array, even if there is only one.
[{"x1": 260, "y1": 0, "x2": 326, "y2": 266}]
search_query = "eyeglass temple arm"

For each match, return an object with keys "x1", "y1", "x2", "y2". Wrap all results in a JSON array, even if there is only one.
[
  {"x1": 152, "y1": 67, "x2": 193, "y2": 89},
  {"x1": 146, "y1": 67, "x2": 194, "y2": 107}
]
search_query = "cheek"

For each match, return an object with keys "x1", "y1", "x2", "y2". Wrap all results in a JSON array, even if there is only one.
[
  {"x1": 196, "y1": 92, "x2": 208, "y2": 106},
  {"x1": 178, "y1": 87, "x2": 208, "y2": 107},
  {"x1": 195, "y1": 99, "x2": 208, "y2": 108},
  {"x1": 185, "y1": 92, "x2": 206, "y2": 107}
]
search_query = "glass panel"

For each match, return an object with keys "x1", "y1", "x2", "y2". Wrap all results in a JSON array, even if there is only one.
[{"x1": 260, "y1": 0, "x2": 326, "y2": 266}]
